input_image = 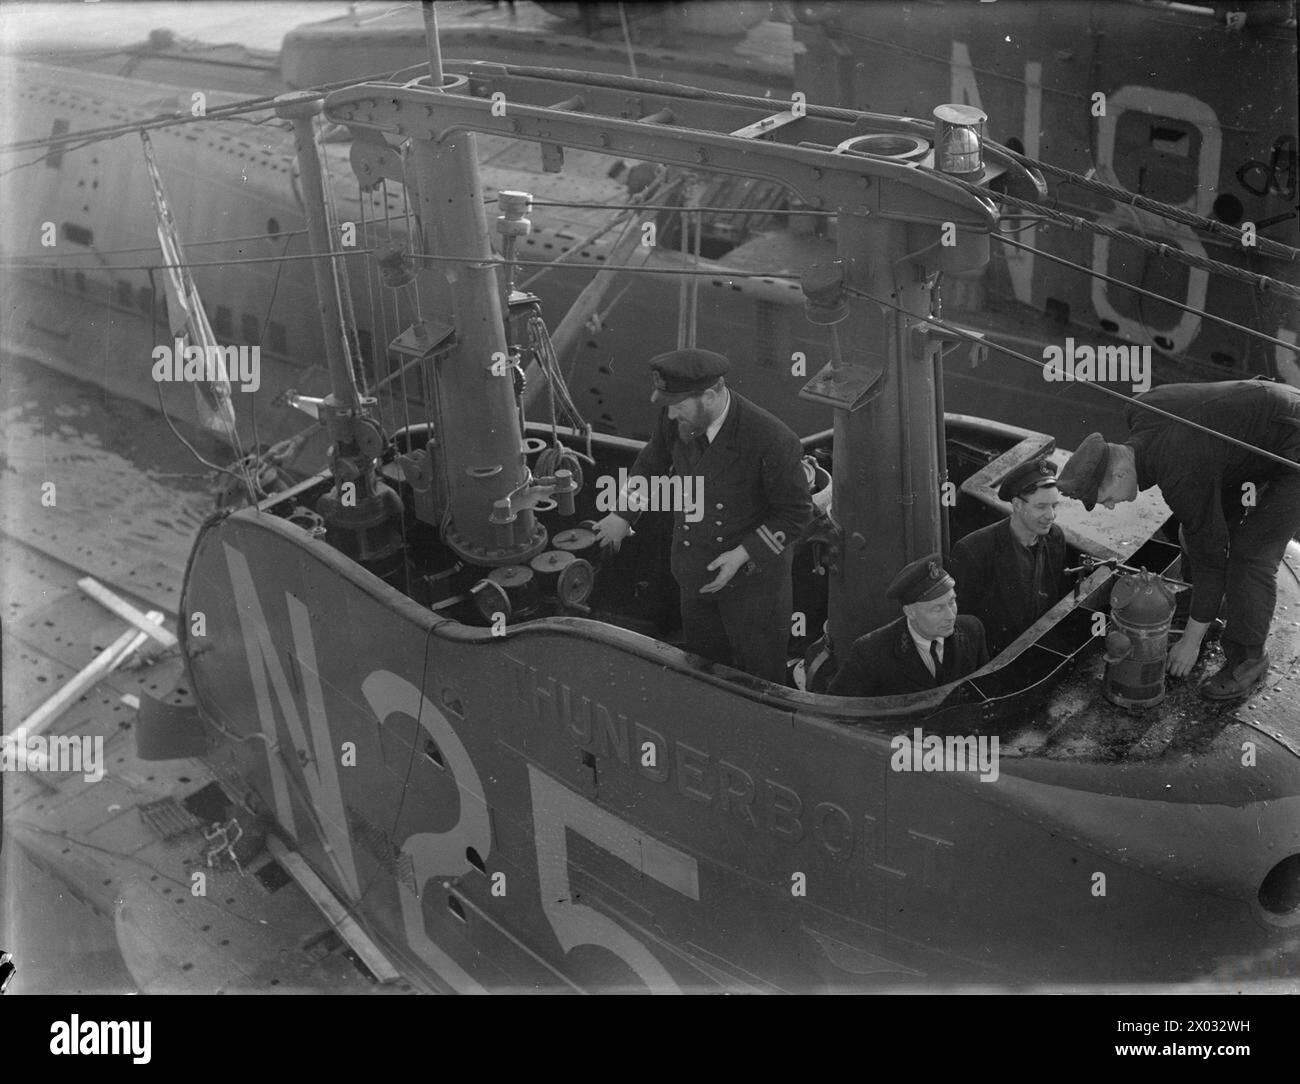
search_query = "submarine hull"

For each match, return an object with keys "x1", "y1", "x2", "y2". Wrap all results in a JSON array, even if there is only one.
[{"x1": 180, "y1": 498, "x2": 1300, "y2": 991}]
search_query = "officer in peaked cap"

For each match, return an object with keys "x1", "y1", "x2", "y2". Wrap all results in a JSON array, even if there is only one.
[
  {"x1": 647, "y1": 347, "x2": 730, "y2": 403},
  {"x1": 947, "y1": 456, "x2": 1070, "y2": 656},
  {"x1": 827, "y1": 553, "x2": 989, "y2": 697},
  {"x1": 594, "y1": 347, "x2": 813, "y2": 684},
  {"x1": 1057, "y1": 379, "x2": 1300, "y2": 699}
]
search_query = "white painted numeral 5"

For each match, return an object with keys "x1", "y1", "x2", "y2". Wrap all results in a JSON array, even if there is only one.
[{"x1": 528, "y1": 765, "x2": 699, "y2": 993}]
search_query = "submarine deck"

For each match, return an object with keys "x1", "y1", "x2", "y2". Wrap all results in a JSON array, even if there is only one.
[{"x1": 1, "y1": 355, "x2": 395, "y2": 993}]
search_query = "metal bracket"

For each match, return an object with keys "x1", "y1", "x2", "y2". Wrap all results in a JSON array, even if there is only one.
[
  {"x1": 730, "y1": 109, "x2": 802, "y2": 140},
  {"x1": 798, "y1": 360, "x2": 884, "y2": 411},
  {"x1": 348, "y1": 130, "x2": 407, "y2": 191},
  {"x1": 389, "y1": 319, "x2": 456, "y2": 361},
  {"x1": 910, "y1": 320, "x2": 988, "y2": 367}
]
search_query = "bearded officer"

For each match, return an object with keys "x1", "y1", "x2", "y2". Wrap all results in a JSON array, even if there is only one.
[
  {"x1": 1056, "y1": 378, "x2": 1300, "y2": 699},
  {"x1": 826, "y1": 555, "x2": 989, "y2": 697},
  {"x1": 947, "y1": 458, "x2": 1070, "y2": 656},
  {"x1": 593, "y1": 348, "x2": 813, "y2": 684}
]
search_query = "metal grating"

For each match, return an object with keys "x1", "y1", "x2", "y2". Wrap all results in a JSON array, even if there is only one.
[{"x1": 138, "y1": 796, "x2": 202, "y2": 841}]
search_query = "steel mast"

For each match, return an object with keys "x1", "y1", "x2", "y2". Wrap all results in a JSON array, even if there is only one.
[{"x1": 309, "y1": 15, "x2": 1042, "y2": 647}]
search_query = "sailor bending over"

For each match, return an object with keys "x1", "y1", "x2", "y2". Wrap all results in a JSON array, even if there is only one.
[{"x1": 1057, "y1": 379, "x2": 1300, "y2": 699}]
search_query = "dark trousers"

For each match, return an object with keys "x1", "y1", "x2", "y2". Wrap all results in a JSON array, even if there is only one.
[
  {"x1": 677, "y1": 567, "x2": 793, "y2": 685},
  {"x1": 1184, "y1": 447, "x2": 1300, "y2": 660},
  {"x1": 1224, "y1": 470, "x2": 1300, "y2": 657}
]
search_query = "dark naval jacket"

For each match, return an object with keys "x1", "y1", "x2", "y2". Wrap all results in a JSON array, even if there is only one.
[
  {"x1": 1127, "y1": 379, "x2": 1300, "y2": 623},
  {"x1": 622, "y1": 391, "x2": 813, "y2": 591},
  {"x1": 826, "y1": 614, "x2": 989, "y2": 698},
  {"x1": 947, "y1": 520, "x2": 1069, "y2": 655}
]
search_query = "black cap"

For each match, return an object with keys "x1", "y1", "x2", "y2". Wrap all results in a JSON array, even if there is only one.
[
  {"x1": 997, "y1": 457, "x2": 1058, "y2": 503},
  {"x1": 649, "y1": 348, "x2": 730, "y2": 404},
  {"x1": 886, "y1": 553, "x2": 956, "y2": 606},
  {"x1": 1056, "y1": 432, "x2": 1110, "y2": 511}
]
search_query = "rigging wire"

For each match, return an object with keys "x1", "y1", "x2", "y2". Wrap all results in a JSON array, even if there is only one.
[
  {"x1": 1, "y1": 250, "x2": 379, "y2": 272},
  {"x1": 247, "y1": 231, "x2": 298, "y2": 509},
  {"x1": 843, "y1": 282, "x2": 1300, "y2": 474},
  {"x1": 10, "y1": 53, "x2": 1297, "y2": 439},
  {"x1": 7, "y1": 58, "x2": 1295, "y2": 304},
  {"x1": 999, "y1": 147, "x2": 1300, "y2": 265},
  {"x1": 0, "y1": 61, "x2": 413, "y2": 157},
  {"x1": 14, "y1": 234, "x2": 1297, "y2": 364},
  {"x1": 10, "y1": 49, "x2": 1295, "y2": 272},
  {"x1": 152, "y1": 379, "x2": 250, "y2": 487},
  {"x1": 687, "y1": 207, "x2": 702, "y2": 348},
  {"x1": 5, "y1": 227, "x2": 309, "y2": 261},
  {"x1": 518, "y1": 169, "x2": 679, "y2": 293},
  {"x1": 2, "y1": 250, "x2": 802, "y2": 279},
  {"x1": 320, "y1": 126, "x2": 368, "y2": 399},
  {"x1": 993, "y1": 232, "x2": 1300, "y2": 357},
  {"x1": 676, "y1": 200, "x2": 691, "y2": 349},
  {"x1": 523, "y1": 200, "x2": 837, "y2": 216},
  {"x1": 928, "y1": 169, "x2": 1300, "y2": 303},
  {"x1": 617, "y1": 2, "x2": 639, "y2": 79},
  {"x1": 382, "y1": 176, "x2": 415, "y2": 438},
  {"x1": 359, "y1": 185, "x2": 390, "y2": 435},
  {"x1": 443, "y1": 59, "x2": 1300, "y2": 262}
]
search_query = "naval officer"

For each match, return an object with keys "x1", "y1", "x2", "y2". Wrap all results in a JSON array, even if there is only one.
[
  {"x1": 827, "y1": 554, "x2": 990, "y2": 697},
  {"x1": 593, "y1": 348, "x2": 813, "y2": 684},
  {"x1": 947, "y1": 457, "x2": 1070, "y2": 655},
  {"x1": 1057, "y1": 378, "x2": 1300, "y2": 699}
]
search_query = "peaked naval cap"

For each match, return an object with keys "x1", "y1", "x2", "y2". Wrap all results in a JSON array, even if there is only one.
[
  {"x1": 887, "y1": 553, "x2": 956, "y2": 605},
  {"x1": 649, "y1": 348, "x2": 731, "y2": 404}
]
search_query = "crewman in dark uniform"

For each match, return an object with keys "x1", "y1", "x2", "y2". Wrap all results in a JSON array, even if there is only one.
[
  {"x1": 593, "y1": 348, "x2": 813, "y2": 683},
  {"x1": 826, "y1": 554, "x2": 989, "y2": 697},
  {"x1": 1057, "y1": 378, "x2": 1300, "y2": 699},
  {"x1": 947, "y1": 457, "x2": 1070, "y2": 655}
]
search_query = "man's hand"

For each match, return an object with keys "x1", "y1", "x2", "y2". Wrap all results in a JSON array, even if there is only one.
[
  {"x1": 700, "y1": 545, "x2": 749, "y2": 594},
  {"x1": 593, "y1": 513, "x2": 633, "y2": 552},
  {"x1": 1167, "y1": 619, "x2": 1209, "y2": 677}
]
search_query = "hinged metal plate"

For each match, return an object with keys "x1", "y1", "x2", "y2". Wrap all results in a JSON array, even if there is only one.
[
  {"x1": 798, "y1": 361, "x2": 883, "y2": 411},
  {"x1": 389, "y1": 320, "x2": 456, "y2": 360}
]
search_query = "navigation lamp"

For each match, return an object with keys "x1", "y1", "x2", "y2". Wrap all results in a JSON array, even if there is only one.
[
  {"x1": 496, "y1": 190, "x2": 533, "y2": 238},
  {"x1": 933, "y1": 104, "x2": 987, "y2": 177},
  {"x1": 374, "y1": 240, "x2": 416, "y2": 288},
  {"x1": 801, "y1": 260, "x2": 849, "y2": 325}
]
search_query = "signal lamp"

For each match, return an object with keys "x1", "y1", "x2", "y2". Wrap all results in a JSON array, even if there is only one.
[{"x1": 933, "y1": 104, "x2": 987, "y2": 177}]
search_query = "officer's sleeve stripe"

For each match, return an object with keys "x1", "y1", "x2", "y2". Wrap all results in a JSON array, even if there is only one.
[{"x1": 756, "y1": 523, "x2": 785, "y2": 555}]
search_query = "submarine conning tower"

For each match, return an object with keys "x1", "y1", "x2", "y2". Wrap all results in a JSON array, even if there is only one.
[{"x1": 276, "y1": 4, "x2": 1046, "y2": 650}]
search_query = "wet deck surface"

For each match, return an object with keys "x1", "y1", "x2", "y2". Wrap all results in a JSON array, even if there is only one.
[{"x1": 2, "y1": 354, "x2": 394, "y2": 993}]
